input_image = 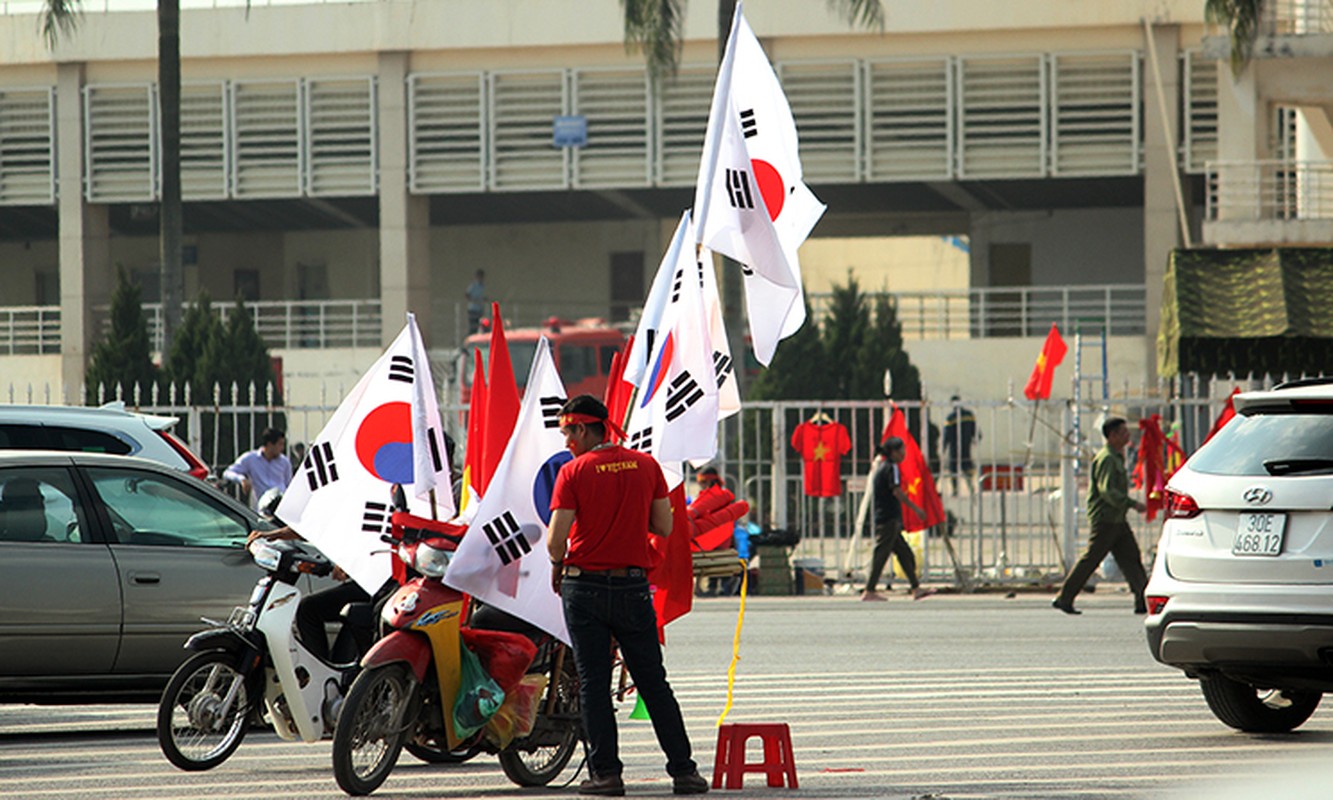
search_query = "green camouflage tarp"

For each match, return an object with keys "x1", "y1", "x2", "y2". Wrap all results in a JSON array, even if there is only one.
[{"x1": 1157, "y1": 248, "x2": 1333, "y2": 377}]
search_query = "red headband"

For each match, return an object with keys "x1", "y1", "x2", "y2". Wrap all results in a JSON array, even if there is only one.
[{"x1": 559, "y1": 413, "x2": 626, "y2": 444}]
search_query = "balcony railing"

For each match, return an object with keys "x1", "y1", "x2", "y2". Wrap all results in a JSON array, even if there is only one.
[
  {"x1": 99, "y1": 299, "x2": 383, "y2": 352},
  {"x1": 1, "y1": 0, "x2": 375, "y2": 12},
  {"x1": 1206, "y1": 160, "x2": 1333, "y2": 221},
  {"x1": 809, "y1": 284, "x2": 1147, "y2": 339},
  {"x1": 0, "y1": 306, "x2": 60, "y2": 355},
  {"x1": 1262, "y1": 0, "x2": 1333, "y2": 35}
]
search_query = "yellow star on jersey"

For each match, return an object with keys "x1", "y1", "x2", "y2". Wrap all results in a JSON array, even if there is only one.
[{"x1": 812, "y1": 441, "x2": 830, "y2": 461}]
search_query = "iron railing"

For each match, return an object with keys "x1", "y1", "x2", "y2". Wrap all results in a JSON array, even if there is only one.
[
  {"x1": 0, "y1": 305, "x2": 60, "y2": 355},
  {"x1": 95, "y1": 298, "x2": 383, "y2": 352},
  {"x1": 1206, "y1": 160, "x2": 1333, "y2": 221}
]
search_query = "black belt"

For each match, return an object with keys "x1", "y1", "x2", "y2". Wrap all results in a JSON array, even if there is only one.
[{"x1": 564, "y1": 566, "x2": 646, "y2": 578}]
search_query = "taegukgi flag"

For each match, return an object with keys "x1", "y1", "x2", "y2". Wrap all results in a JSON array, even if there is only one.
[
  {"x1": 277, "y1": 314, "x2": 455, "y2": 593},
  {"x1": 445, "y1": 338, "x2": 570, "y2": 643},
  {"x1": 623, "y1": 214, "x2": 721, "y2": 488},
  {"x1": 692, "y1": 1, "x2": 825, "y2": 366},
  {"x1": 625, "y1": 211, "x2": 740, "y2": 420}
]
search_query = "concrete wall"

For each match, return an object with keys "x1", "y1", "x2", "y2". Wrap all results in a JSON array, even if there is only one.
[{"x1": 973, "y1": 208, "x2": 1145, "y2": 287}]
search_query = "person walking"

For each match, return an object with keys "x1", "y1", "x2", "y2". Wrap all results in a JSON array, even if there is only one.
[
  {"x1": 545, "y1": 395, "x2": 708, "y2": 797},
  {"x1": 223, "y1": 427, "x2": 292, "y2": 509},
  {"x1": 862, "y1": 437, "x2": 933, "y2": 602},
  {"x1": 465, "y1": 269, "x2": 487, "y2": 333},
  {"x1": 942, "y1": 396, "x2": 979, "y2": 495},
  {"x1": 1053, "y1": 416, "x2": 1149, "y2": 615}
]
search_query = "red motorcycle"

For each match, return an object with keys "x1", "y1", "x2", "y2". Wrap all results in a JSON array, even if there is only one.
[{"x1": 330, "y1": 509, "x2": 581, "y2": 796}]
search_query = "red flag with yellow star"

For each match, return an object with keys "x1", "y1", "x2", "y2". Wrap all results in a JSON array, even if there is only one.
[
  {"x1": 1023, "y1": 323, "x2": 1067, "y2": 401},
  {"x1": 881, "y1": 406, "x2": 946, "y2": 533}
]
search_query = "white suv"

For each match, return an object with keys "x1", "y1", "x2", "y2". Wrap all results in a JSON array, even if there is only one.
[
  {"x1": 1144, "y1": 379, "x2": 1333, "y2": 732},
  {"x1": 0, "y1": 403, "x2": 210, "y2": 480}
]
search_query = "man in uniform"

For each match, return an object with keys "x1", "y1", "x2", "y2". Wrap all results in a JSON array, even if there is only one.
[
  {"x1": 546, "y1": 395, "x2": 708, "y2": 796},
  {"x1": 1052, "y1": 416, "x2": 1149, "y2": 615}
]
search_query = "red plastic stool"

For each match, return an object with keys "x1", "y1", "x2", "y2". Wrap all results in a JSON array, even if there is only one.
[{"x1": 711, "y1": 723, "x2": 798, "y2": 790}]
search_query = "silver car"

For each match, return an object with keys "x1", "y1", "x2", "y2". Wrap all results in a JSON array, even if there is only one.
[
  {"x1": 1144, "y1": 379, "x2": 1333, "y2": 732},
  {"x1": 0, "y1": 403, "x2": 211, "y2": 480},
  {"x1": 0, "y1": 451, "x2": 277, "y2": 703}
]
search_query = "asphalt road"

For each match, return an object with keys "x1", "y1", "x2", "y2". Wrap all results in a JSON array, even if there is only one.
[{"x1": 2, "y1": 589, "x2": 1332, "y2": 799}]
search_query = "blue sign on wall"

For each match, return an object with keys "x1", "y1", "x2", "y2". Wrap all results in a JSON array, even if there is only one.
[{"x1": 552, "y1": 115, "x2": 587, "y2": 148}]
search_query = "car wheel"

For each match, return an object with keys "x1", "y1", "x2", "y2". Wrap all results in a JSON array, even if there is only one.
[{"x1": 1199, "y1": 674, "x2": 1322, "y2": 733}]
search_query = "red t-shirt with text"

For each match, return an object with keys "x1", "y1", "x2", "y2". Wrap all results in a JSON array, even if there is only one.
[{"x1": 550, "y1": 445, "x2": 668, "y2": 570}]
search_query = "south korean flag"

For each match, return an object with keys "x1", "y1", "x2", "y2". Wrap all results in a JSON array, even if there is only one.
[
  {"x1": 624, "y1": 219, "x2": 720, "y2": 489},
  {"x1": 445, "y1": 339, "x2": 571, "y2": 643}
]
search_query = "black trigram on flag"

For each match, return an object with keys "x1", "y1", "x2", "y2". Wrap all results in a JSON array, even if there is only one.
[
  {"x1": 725, "y1": 168, "x2": 754, "y2": 210},
  {"x1": 425, "y1": 427, "x2": 444, "y2": 473},
  {"x1": 482, "y1": 511, "x2": 531, "y2": 565},
  {"x1": 388, "y1": 355, "x2": 414, "y2": 384},
  {"x1": 540, "y1": 396, "x2": 566, "y2": 429},
  {"x1": 627, "y1": 427, "x2": 653, "y2": 453},
  {"x1": 361, "y1": 501, "x2": 392, "y2": 537},
  {"x1": 670, "y1": 266, "x2": 684, "y2": 303},
  {"x1": 713, "y1": 351, "x2": 734, "y2": 388},
  {"x1": 665, "y1": 372, "x2": 704, "y2": 422},
  {"x1": 304, "y1": 442, "x2": 339, "y2": 490},
  {"x1": 739, "y1": 108, "x2": 758, "y2": 139}
]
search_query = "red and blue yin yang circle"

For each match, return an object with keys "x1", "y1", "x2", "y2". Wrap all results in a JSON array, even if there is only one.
[
  {"x1": 355, "y1": 401, "x2": 415, "y2": 484},
  {"x1": 531, "y1": 450, "x2": 574, "y2": 525},
  {"x1": 640, "y1": 331, "x2": 675, "y2": 409}
]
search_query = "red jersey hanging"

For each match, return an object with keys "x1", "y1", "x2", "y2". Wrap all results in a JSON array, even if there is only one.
[{"x1": 791, "y1": 416, "x2": 851, "y2": 497}]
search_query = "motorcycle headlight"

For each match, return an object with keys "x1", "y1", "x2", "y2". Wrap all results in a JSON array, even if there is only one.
[
  {"x1": 248, "y1": 539, "x2": 282, "y2": 571},
  {"x1": 415, "y1": 541, "x2": 453, "y2": 579}
]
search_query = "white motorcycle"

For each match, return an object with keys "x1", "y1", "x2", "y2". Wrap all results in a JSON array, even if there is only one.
[{"x1": 157, "y1": 536, "x2": 374, "y2": 770}]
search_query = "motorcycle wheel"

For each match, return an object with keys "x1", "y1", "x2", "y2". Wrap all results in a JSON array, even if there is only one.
[
  {"x1": 498, "y1": 657, "x2": 581, "y2": 787},
  {"x1": 332, "y1": 663, "x2": 414, "y2": 796},
  {"x1": 404, "y1": 738, "x2": 484, "y2": 764},
  {"x1": 156, "y1": 649, "x2": 253, "y2": 771}
]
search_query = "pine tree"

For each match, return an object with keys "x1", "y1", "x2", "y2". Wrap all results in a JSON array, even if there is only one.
[
  {"x1": 856, "y1": 293, "x2": 921, "y2": 401},
  {"x1": 821, "y1": 272, "x2": 871, "y2": 399},
  {"x1": 85, "y1": 267, "x2": 159, "y2": 404},
  {"x1": 165, "y1": 291, "x2": 224, "y2": 402}
]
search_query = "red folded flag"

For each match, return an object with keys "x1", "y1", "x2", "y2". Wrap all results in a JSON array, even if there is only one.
[
  {"x1": 480, "y1": 303, "x2": 520, "y2": 495},
  {"x1": 1201, "y1": 387, "x2": 1241, "y2": 447},
  {"x1": 462, "y1": 347, "x2": 488, "y2": 501},
  {"x1": 880, "y1": 406, "x2": 946, "y2": 533},
  {"x1": 1024, "y1": 324, "x2": 1068, "y2": 401},
  {"x1": 603, "y1": 335, "x2": 634, "y2": 441},
  {"x1": 648, "y1": 484, "x2": 693, "y2": 642}
]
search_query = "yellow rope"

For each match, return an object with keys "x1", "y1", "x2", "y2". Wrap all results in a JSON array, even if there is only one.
[{"x1": 716, "y1": 558, "x2": 748, "y2": 727}]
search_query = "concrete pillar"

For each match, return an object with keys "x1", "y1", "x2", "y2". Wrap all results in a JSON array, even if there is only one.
[
  {"x1": 1141, "y1": 23, "x2": 1184, "y2": 382},
  {"x1": 967, "y1": 212, "x2": 990, "y2": 338},
  {"x1": 57, "y1": 63, "x2": 111, "y2": 401},
  {"x1": 377, "y1": 52, "x2": 431, "y2": 346},
  {"x1": 1215, "y1": 61, "x2": 1267, "y2": 221}
]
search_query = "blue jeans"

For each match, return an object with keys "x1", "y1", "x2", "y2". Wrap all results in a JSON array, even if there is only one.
[{"x1": 561, "y1": 573, "x2": 697, "y2": 779}]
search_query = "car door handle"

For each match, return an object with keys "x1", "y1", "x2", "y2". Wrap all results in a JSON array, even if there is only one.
[{"x1": 129, "y1": 572, "x2": 161, "y2": 585}]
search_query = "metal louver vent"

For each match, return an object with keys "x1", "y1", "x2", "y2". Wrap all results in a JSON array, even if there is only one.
[
  {"x1": 778, "y1": 60, "x2": 860, "y2": 183},
  {"x1": 571, "y1": 68, "x2": 651, "y2": 189},
  {"x1": 409, "y1": 72, "x2": 485, "y2": 193},
  {"x1": 180, "y1": 82, "x2": 227, "y2": 200},
  {"x1": 956, "y1": 55, "x2": 1046, "y2": 179},
  {"x1": 0, "y1": 87, "x2": 55, "y2": 205},
  {"x1": 489, "y1": 70, "x2": 567, "y2": 191},
  {"x1": 864, "y1": 58, "x2": 952, "y2": 181},
  {"x1": 305, "y1": 77, "x2": 376, "y2": 197},
  {"x1": 231, "y1": 79, "x2": 301, "y2": 198},
  {"x1": 655, "y1": 65, "x2": 714, "y2": 187},
  {"x1": 1049, "y1": 52, "x2": 1139, "y2": 176},
  {"x1": 1182, "y1": 50, "x2": 1218, "y2": 174},
  {"x1": 85, "y1": 83, "x2": 156, "y2": 202}
]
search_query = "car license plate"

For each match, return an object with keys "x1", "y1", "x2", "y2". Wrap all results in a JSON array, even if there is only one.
[{"x1": 1232, "y1": 512, "x2": 1286, "y2": 556}]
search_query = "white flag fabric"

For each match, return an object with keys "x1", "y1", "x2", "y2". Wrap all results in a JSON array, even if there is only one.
[
  {"x1": 445, "y1": 338, "x2": 570, "y2": 643},
  {"x1": 692, "y1": 2, "x2": 825, "y2": 366},
  {"x1": 626, "y1": 211, "x2": 740, "y2": 420},
  {"x1": 277, "y1": 317, "x2": 456, "y2": 593},
  {"x1": 623, "y1": 222, "x2": 720, "y2": 488}
]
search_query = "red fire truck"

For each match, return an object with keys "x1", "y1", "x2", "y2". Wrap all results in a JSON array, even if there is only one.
[{"x1": 459, "y1": 317, "x2": 626, "y2": 401}]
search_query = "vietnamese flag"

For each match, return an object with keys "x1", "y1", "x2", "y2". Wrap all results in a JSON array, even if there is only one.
[
  {"x1": 880, "y1": 405, "x2": 946, "y2": 533},
  {"x1": 603, "y1": 334, "x2": 634, "y2": 441},
  {"x1": 648, "y1": 484, "x2": 694, "y2": 642},
  {"x1": 479, "y1": 303, "x2": 521, "y2": 495},
  {"x1": 1023, "y1": 323, "x2": 1068, "y2": 401},
  {"x1": 1201, "y1": 387, "x2": 1241, "y2": 447},
  {"x1": 460, "y1": 347, "x2": 488, "y2": 510}
]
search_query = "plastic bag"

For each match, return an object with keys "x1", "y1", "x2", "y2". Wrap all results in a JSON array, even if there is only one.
[
  {"x1": 460, "y1": 628, "x2": 537, "y2": 695},
  {"x1": 453, "y1": 641, "x2": 505, "y2": 739},
  {"x1": 484, "y1": 673, "x2": 548, "y2": 749}
]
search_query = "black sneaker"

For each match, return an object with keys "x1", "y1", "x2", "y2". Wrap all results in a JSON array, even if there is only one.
[
  {"x1": 579, "y1": 774, "x2": 625, "y2": 796},
  {"x1": 1051, "y1": 598, "x2": 1081, "y2": 615},
  {"x1": 673, "y1": 770, "x2": 709, "y2": 795}
]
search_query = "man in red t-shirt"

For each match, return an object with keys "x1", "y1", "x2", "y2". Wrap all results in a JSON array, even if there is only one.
[{"x1": 546, "y1": 395, "x2": 707, "y2": 797}]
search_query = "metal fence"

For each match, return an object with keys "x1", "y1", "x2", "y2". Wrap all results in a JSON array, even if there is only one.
[{"x1": 16, "y1": 374, "x2": 1275, "y2": 591}]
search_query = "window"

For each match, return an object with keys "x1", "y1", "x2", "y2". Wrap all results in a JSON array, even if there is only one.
[
  {"x1": 0, "y1": 425, "x2": 50, "y2": 449},
  {"x1": 560, "y1": 344, "x2": 599, "y2": 387},
  {"x1": 0, "y1": 467, "x2": 85, "y2": 544},
  {"x1": 48, "y1": 427, "x2": 133, "y2": 456},
  {"x1": 1189, "y1": 411, "x2": 1333, "y2": 477},
  {"x1": 86, "y1": 467, "x2": 248, "y2": 547}
]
